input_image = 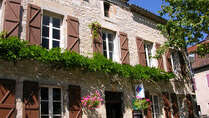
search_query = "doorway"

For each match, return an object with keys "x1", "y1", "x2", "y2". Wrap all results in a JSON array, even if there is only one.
[{"x1": 105, "y1": 91, "x2": 123, "y2": 118}]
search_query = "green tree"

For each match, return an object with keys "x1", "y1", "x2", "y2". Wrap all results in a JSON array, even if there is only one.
[{"x1": 157, "y1": 0, "x2": 209, "y2": 117}]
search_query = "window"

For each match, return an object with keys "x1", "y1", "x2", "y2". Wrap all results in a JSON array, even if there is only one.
[
  {"x1": 102, "y1": 30, "x2": 119, "y2": 61},
  {"x1": 40, "y1": 87, "x2": 63, "y2": 118},
  {"x1": 150, "y1": 95, "x2": 160, "y2": 118},
  {"x1": 42, "y1": 15, "x2": 62, "y2": 49},
  {"x1": 104, "y1": 2, "x2": 110, "y2": 17},
  {"x1": 144, "y1": 42, "x2": 153, "y2": 67},
  {"x1": 188, "y1": 53, "x2": 195, "y2": 63}
]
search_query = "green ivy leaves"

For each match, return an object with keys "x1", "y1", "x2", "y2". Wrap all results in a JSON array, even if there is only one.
[{"x1": 0, "y1": 37, "x2": 175, "y2": 81}]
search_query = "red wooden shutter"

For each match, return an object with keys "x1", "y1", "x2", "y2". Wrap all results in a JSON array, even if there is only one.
[
  {"x1": 162, "y1": 92, "x2": 172, "y2": 118},
  {"x1": 186, "y1": 94, "x2": 194, "y2": 118},
  {"x1": 93, "y1": 29, "x2": 103, "y2": 54},
  {"x1": 69, "y1": 85, "x2": 82, "y2": 118},
  {"x1": 0, "y1": 79, "x2": 16, "y2": 118},
  {"x1": 144, "y1": 91, "x2": 152, "y2": 118},
  {"x1": 170, "y1": 93, "x2": 179, "y2": 118},
  {"x1": 156, "y1": 43, "x2": 164, "y2": 70},
  {"x1": 23, "y1": 81, "x2": 39, "y2": 118},
  {"x1": 136, "y1": 37, "x2": 146, "y2": 66},
  {"x1": 3, "y1": 0, "x2": 21, "y2": 37},
  {"x1": 26, "y1": 4, "x2": 41, "y2": 45},
  {"x1": 67, "y1": 16, "x2": 80, "y2": 53},
  {"x1": 120, "y1": 32, "x2": 130, "y2": 64},
  {"x1": 207, "y1": 74, "x2": 209, "y2": 87},
  {"x1": 166, "y1": 51, "x2": 172, "y2": 72}
]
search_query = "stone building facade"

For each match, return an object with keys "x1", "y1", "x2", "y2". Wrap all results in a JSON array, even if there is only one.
[{"x1": 0, "y1": 0, "x2": 196, "y2": 118}]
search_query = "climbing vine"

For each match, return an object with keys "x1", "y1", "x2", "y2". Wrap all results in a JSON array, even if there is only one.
[
  {"x1": 0, "y1": 36, "x2": 175, "y2": 81},
  {"x1": 88, "y1": 21, "x2": 102, "y2": 40}
]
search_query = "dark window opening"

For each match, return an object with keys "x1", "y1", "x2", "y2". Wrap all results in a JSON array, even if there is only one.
[
  {"x1": 105, "y1": 91, "x2": 123, "y2": 118},
  {"x1": 104, "y1": 2, "x2": 110, "y2": 17}
]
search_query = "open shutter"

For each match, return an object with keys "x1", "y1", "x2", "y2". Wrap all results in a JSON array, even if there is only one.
[
  {"x1": 120, "y1": 32, "x2": 129, "y2": 64},
  {"x1": 0, "y1": 79, "x2": 16, "y2": 118},
  {"x1": 162, "y1": 92, "x2": 172, "y2": 118},
  {"x1": 186, "y1": 95, "x2": 194, "y2": 118},
  {"x1": 156, "y1": 43, "x2": 164, "y2": 70},
  {"x1": 166, "y1": 51, "x2": 172, "y2": 72},
  {"x1": 23, "y1": 81, "x2": 39, "y2": 118},
  {"x1": 136, "y1": 37, "x2": 146, "y2": 66},
  {"x1": 26, "y1": 4, "x2": 41, "y2": 45},
  {"x1": 170, "y1": 93, "x2": 179, "y2": 118},
  {"x1": 3, "y1": 0, "x2": 21, "y2": 37},
  {"x1": 67, "y1": 16, "x2": 80, "y2": 53},
  {"x1": 144, "y1": 91, "x2": 152, "y2": 118},
  {"x1": 93, "y1": 29, "x2": 103, "y2": 54},
  {"x1": 69, "y1": 85, "x2": 82, "y2": 118}
]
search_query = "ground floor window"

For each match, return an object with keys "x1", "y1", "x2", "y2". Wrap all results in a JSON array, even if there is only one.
[
  {"x1": 150, "y1": 95, "x2": 160, "y2": 118},
  {"x1": 105, "y1": 91, "x2": 123, "y2": 118},
  {"x1": 133, "y1": 110, "x2": 143, "y2": 118},
  {"x1": 40, "y1": 87, "x2": 63, "y2": 118}
]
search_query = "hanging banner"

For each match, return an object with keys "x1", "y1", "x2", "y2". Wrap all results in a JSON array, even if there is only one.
[{"x1": 136, "y1": 84, "x2": 145, "y2": 99}]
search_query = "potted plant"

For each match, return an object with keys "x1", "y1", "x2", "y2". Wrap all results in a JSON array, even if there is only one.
[
  {"x1": 132, "y1": 96, "x2": 151, "y2": 111},
  {"x1": 81, "y1": 90, "x2": 104, "y2": 109}
]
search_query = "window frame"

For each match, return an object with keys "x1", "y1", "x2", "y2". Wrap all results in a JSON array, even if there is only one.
[
  {"x1": 102, "y1": 30, "x2": 118, "y2": 61},
  {"x1": 150, "y1": 95, "x2": 161, "y2": 118},
  {"x1": 144, "y1": 42, "x2": 153, "y2": 67},
  {"x1": 41, "y1": 13, "x2": 63, "y2": 49},
  {"x1": 40, "y1": 86, "x2": 63, "y2": 118}
]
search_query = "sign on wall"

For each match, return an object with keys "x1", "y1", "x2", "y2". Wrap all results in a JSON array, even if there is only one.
[{"x1": 136, "y1": 84, "x2": 145, "y2": 99}]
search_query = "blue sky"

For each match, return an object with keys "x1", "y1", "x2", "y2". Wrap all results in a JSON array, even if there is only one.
[{"x1": 128, "y1": 0, "x2": 163, "y2": 16}]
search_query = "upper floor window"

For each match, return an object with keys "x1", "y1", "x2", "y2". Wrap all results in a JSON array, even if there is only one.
[
  {"x1": 42, "y1": 15, "x2": 62, "y2": 49},
  {"x1": 144, "y1": 42, "x2": 153, "y2": 67},
  {"x1": 102, "y1": 31, "x2": 115, "y2": 60},
  {"x1": 150, "y1": 95, "x2": 160, "y2": 118},
  {"x1": 40, "y1": 87, "x2": 63, "y2": 118},
  {"x1": 104, "y1": 2, "x2": 110, "y2": 17}
]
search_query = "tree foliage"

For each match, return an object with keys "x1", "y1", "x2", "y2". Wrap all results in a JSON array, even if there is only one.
[{"x1": 157, "y1": 0, "x2": 209, "y2": 56}]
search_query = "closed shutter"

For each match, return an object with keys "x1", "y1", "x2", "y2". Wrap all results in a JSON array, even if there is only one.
[
  {"x1": 3, "y1": 0, "x2": 21, "y2": 37},
  {"x1": 144, "y1": 91, "x2": 152, "y2": 118},
  {"x1": 186, "y1": 94, "x2": 194, "y2": 118},
  {"x1": 166, "y1": 51, "x2": 172, "y2": 72},
  {"x1": 67, "y1": 16, "x2": 80, "y2": 53},
  {"x1": 170, "y1": 93, "x2": 179, "y2": 118},
  {"x1": 93, "y1": 29, "x2": 103, "y2": 54},
  {"x1": 136, "y1": 37, "x2": 146, "y2": 66},
  {"x1": 23, "y1": 81, "x2": 39, "y2": 118},
  {"x1": 120, "y1": 32, "x2": 129, "y2": 64},
  {"x1": 26, "y1": 4, "x2": 41, "y2": 45},
  {"x1": 0, "y1": 79, "x2": 16, "y2": 118},
  {"x1": 156, "y1": 43, "x2": 164, "y2": 70},
  {"x1": 162, "y1": 92, "x2": 172, "y2": 118},
  {"x1": 69, "y1": 85, "x2": 82, "y2": 118}
]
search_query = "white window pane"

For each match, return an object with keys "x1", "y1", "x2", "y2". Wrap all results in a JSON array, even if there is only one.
[
  {"x1": 42, "y1": 38, "x2": 49, "y2": 49},
  {"x1": 103, "y1": 41, "x2": 107, "y2": 50},
  {"x1": 154, "y1": 96, "x2": 158, "y2": 104},
  {"x1": 109, "y1": 42, "x2": 113, "y2": 51},
  {"x1": 108, "y1": 34, "x2": 113, "y2": 41},
  {"x1": 52, "y1": 40, "x2": 60, "y2": 48},
  {"x1": 53, "y1": 88, "x2": 61, "y2": 100},
  {"x1": 43, "y1": 15, "x2": 50, "y2": 25},
  {"x1": 53, "y1": 29, "x2": 60, "y2": 39},
  {"x1": 104, "y1": 51, "x2": 107, "y2": 58},
  {"x1": 42, "y1": 26, "x2": 49, "y2": 37},
  {"x1": 109, "y1": 52, "x2": 113, "y2": 59},
  {"x1": 41, "y1": 101, "x2": 49, "y2": 115},
  {"x1": 53, "y1": 102, "x2": 61, "y2": 114},
  {"x1": 53, "y1": 18, "x2": 60, "y2": 28},
  {"x1": 41, "y1": 87, "x2": 49, "y2": 100},
  {"x1": 41, "y1": 116, "x2": 49, "y2": 118}
]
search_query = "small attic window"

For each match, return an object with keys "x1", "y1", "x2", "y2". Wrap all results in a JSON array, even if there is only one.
[{"x1": 104, "y1": 2, "x2": 110, "y2": 17}]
